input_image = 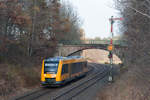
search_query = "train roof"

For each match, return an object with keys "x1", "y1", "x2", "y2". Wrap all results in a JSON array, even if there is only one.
[{"x1": 44, "y1": 56, "x2": 84, "y2": 62}]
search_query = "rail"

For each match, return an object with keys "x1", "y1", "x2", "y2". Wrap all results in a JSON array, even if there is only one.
[
  {"x1": 52, "y1": 65, "x2": 109, "y2": 100},
  {"x1": 13, "y1": 64, "x2": 109, "y2": 100}
]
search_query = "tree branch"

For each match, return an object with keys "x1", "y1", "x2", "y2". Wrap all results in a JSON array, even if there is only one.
[
  {"x1": 127, "y1": 6, "x2": 150, "y2": 19},
  {"x1": 146, "y1": 0, "x2": 150, "y2": 4}
]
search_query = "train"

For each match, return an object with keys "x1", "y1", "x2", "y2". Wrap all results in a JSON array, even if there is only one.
[{"x1": 41, "y1": 56, "x2": 88, "y2": 86}]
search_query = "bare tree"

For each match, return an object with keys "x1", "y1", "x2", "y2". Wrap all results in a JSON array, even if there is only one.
[
  {"x1": 0, "y1": 0, "x2": 83, "y2": 63},
  {"x1": 115, "y1": 0, "x2": 150, "y2": 65}
]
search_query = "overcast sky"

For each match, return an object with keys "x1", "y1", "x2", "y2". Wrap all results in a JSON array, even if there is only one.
[{"x1": 62, "y1": 0, "x2": 120, "y2": 39}]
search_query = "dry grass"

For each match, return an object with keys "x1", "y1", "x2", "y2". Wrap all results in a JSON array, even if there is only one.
[
  {"x1": 97, "y1": 65, "x2": 150, "y2": 100},
  {"x1": 0, "y1": 64, "x2": 41, "y2": 100},
  {"x1": 82, "y1": 49, "x2": 122, "y2": 64}
]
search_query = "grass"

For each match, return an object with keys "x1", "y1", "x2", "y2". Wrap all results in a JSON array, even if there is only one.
[
  {"x1": 0, "y1": 63, "x2": 41, "y2": 100},
  {"x1": 97, "y1": 65, "x2": 150, "y2": 100}
]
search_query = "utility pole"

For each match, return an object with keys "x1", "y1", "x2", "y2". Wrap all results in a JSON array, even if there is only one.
[{"x1": 108, "y1": 16, "x2": 123, "y2": 82}]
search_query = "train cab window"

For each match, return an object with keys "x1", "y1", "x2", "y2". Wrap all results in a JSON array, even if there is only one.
[
  {"x1": 62, "y1": 64, "x2": 69, "y2": 74},
  {"x1": 44, "y1": 61, "x2": 59, "y2": 74}
]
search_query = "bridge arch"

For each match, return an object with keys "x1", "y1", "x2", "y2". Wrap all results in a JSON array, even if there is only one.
[
  {"x1": 56, "y1": 44, "x2": 126, "y2": 64},
  {"x1": 67, "y1": 48, "x2": 123, "y2": 64}
]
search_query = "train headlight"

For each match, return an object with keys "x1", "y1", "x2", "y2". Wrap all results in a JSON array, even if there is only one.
[{"x1": 51, "y1": 74, "x2": 56, "y2": 78}]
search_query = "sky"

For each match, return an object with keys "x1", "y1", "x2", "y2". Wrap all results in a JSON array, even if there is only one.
[{"x1": 62, "y1": 0, "x2": 120, "y2": 39}]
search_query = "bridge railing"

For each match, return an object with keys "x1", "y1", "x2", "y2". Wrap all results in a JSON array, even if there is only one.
[{"x1": 58, "y1": 40, "x2": 127, "y2": 46}]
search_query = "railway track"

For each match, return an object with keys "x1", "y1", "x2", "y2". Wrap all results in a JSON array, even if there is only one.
[
  {"x1": 51, "y1": 64, "x2": 109, "y2": 100},
  {"x1": 12, "y1": 64, "x2": 94, "y2": 100},
  {"x1": 12, "y1": 63, "x2": 109, "y2": 100},
  {"x1": 13, "y1": 87, "x2": 58, "y2": 100}
]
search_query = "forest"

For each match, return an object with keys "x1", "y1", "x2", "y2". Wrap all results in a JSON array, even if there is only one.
[
  {"x1": 1, "y1": 0, "x2": 150, "y2": 99},
  {"x1": 0, "y1": 0, "x2": 83, "y2": 98},
  {"x1": 0, "y1": 0, "x2": 83, "y2": 64}
]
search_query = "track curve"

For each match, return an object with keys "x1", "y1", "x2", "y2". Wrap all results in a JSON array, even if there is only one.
[{"x1": 12, "y1": 63, "x2": 109, "y2": 100}]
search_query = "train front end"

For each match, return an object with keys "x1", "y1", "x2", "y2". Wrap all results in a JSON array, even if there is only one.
[{"x1": 41, "y1": 58, "x2": 60, "y2": 86}]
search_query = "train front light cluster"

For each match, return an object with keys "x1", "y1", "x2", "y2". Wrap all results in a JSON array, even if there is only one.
[{"x1": 44, "y1": 74, "x2": 56, "y2": 78}]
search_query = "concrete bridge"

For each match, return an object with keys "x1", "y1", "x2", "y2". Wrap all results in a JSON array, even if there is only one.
[{"x1": 55, "y1": 40, "x2": 127, "y2": 62}]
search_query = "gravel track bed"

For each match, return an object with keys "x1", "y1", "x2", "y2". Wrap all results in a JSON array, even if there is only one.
[
  {"x1": 50, "y1": 64, "x2": 109, "y2": 100},
  {"x1": 11, "y1": 63, "x2": 96, "y2": 100}
]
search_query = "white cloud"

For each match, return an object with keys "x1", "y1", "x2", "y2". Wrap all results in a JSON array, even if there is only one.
[{"x1": 63, "y1": 0, "x2": 120, "y2": 38}]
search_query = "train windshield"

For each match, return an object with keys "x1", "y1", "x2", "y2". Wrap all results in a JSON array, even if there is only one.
[{"x1": 44, "y1": 62, "x2": 59, "y2": 74}]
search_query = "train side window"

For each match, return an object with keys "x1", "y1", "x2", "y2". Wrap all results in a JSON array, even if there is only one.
[
  {"x1": 71, "y1": 62, "x2": 84, "y2": 74},
  {"x1": 79, "y1": 62, "x2": 83, "y2": 71},
  {"x1": 84, "y1": 62, "x2": 87, "y2": 67},
  {"x1": 62, "y1": 64, "x2": 68, "y2": 74},
  {"x1": 76, "y1": 62, "x2": 82, "y2": 73},
  {"x1": 71, "y1": 63, "x2": 77, "y2": 74}
]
